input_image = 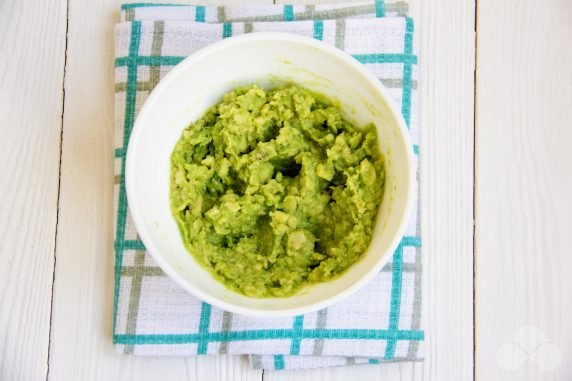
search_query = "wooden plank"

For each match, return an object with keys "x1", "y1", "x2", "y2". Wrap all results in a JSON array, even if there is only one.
[
  {"x1": 270, "y1": 0, "x2": 477, "y2": 380},
  {"x1": 475, "y1": 1, "x2": 572, "y2": 380},
  {"x1": 418, "y1": 0, "x2": 476, "y2": 380},
  {"x1": 266, "y1": 0, "x2": 421, "y2": 379},
  {"x1": 0, "y1": 0, "x2": 67, "y2": 380},
  {"x1": 49, "y1": 0, "x2": 477, "y2": 380},
  {"x1": 47, "y1": 1, "x2": 269, "y2": 380}
]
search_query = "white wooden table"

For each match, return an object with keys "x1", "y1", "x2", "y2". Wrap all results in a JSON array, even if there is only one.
[{"x1": 1, "y1": 0, "x2": 571, "y2": 379}]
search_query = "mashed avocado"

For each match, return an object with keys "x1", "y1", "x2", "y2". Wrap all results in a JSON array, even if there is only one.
[{"x1": 170, "y1": 85, "x2": 384, "y2": 297}]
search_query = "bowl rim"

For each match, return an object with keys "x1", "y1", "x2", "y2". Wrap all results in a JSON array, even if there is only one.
[{"x1": 126, "y1": 32, "x2": 415, "y2": 317}]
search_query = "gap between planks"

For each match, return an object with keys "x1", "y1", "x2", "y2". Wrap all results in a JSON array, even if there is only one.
[
  {"x1": 45, "y1": 0, "x2": 71, "y2": 379},
  {"x1": 473, "y1": 1, "x2": 478, "y2": 380}
]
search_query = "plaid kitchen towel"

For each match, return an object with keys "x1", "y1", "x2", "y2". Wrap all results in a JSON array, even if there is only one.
[{"x1": 113, "y1": 1, "x2": 421, "y2": 370}]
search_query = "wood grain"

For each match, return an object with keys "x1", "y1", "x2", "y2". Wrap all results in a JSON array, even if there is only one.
[
  {"x1": 418, "y1": 0, "x2": 476, "y2": 380},
  {"x1": 0, "y1": 0, "x2": 67, "y2": 380},
  {"x1": 476, "y1": 1, "x2": 572, "y2": 380}
]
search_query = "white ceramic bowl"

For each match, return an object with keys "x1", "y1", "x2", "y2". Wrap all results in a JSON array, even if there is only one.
[{"x1": 126, "y1": 33, "x2": 414, "y2": 317}]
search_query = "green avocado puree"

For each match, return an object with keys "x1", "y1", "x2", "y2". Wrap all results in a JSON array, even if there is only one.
[{"x1": 170, "y1": 85, "x2": 384, "y2": 297}]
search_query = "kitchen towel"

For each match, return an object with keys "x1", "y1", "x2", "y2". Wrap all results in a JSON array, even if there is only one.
[{"x1": 113, "y1": 1, "x2": 421, "y2": 370}]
